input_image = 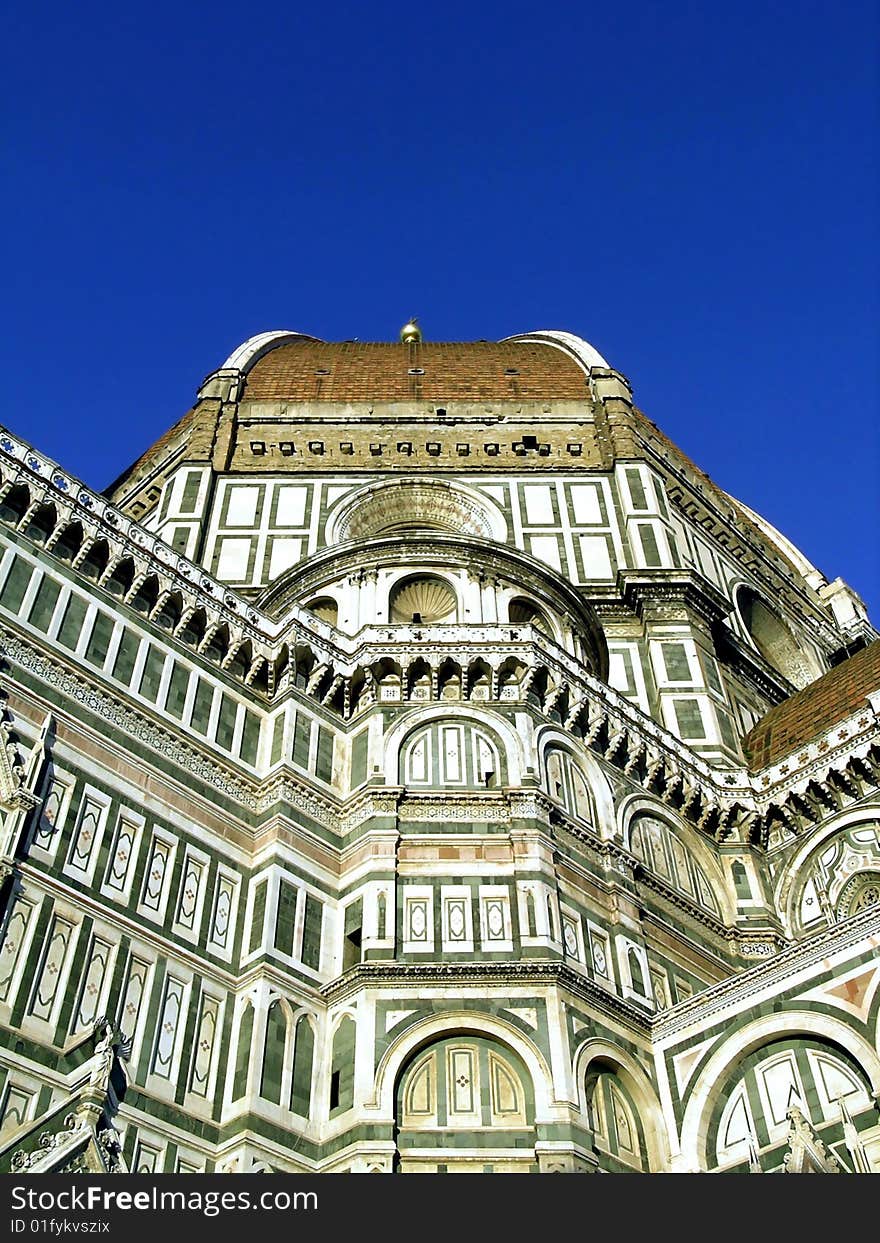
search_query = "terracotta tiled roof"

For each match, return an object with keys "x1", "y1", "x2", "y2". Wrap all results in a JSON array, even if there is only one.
[
  {"x1": 743, "y1": 640, "x2": 880, "y2": 770},
  {"x1": 243, "y1": 341, "x2": 590, "y2": 403}
]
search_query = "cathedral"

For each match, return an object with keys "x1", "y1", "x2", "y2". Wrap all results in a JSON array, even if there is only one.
[{"x1": 0, "y1": 323, "x2": 878, "y2": 1174}]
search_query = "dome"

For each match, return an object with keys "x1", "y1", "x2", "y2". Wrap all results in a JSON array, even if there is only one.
[{"x1": 238, "y1": 337, "x2": 597, "y2": 403}]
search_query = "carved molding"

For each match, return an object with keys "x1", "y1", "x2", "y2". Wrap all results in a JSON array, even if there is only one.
[{"x1": 652, "y1": 904, "x2": 880, "y2": 1040}]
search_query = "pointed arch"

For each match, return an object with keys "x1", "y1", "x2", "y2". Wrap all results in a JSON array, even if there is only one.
[{"x1": 259, "y1": 998, "x2": 290, "y2": 1105}]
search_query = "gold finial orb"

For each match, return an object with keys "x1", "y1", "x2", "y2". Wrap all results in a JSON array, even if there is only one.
[{"x1": 400, "y1": 317, "x2": 422, "y2": 343}]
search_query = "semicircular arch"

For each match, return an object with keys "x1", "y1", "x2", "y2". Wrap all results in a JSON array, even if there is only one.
[
  {"x1": 372, "y1": 1011, "x2": 559, "y2": 1123},
  {"x1": 618, "y1": 793, "x2": 735, "y2": 923},
  {"x1": 325, "y1": 477, "x2": 508, "y2": 545},
  {"x1": 572, "y1": 1037, "x2": 671, "y2": 1171},
  {"x1": 773, "y1": 807, "x2": 880, "y2": 936},
  {"x1": 678, "y1": 1009, "x2": 880, "y2": 1170},
  {"x1": 383, "y1": 704, "x2": 526, "y2": 787}
]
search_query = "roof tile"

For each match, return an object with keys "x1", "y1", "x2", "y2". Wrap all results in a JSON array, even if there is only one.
[
  {"x1": 743, "y1": 641, "x2": 880, "y2": 770},
  {"x1": 243, "y1": 340, "x2": 589, "y2": 403}
]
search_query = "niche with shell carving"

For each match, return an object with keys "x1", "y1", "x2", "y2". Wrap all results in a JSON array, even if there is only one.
[{"x1": 389, "y1": 575, "x2": 458, "y2": 624}]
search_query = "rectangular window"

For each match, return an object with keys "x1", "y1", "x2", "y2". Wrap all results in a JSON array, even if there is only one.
[
  {"x1": 157, "y1": 484, "x2": 173, "y2": 524},
  {"x1": 626, "y1": 468, "x2": 649, "y2": 510},
  {"x1": 274, "y1": 880, "x2": 298, "y2": 953},
  {"x1": 662, "y1": 643, "x2": 691, "y2": 682},
  {"x1": 27, "y1": 576, "x2": 61, "y2": 632},
  {"x1": 351, "y1": 730, "x2": 368, "y2": 788},
  {"x1": 717, "y1": 707, "x2": 738, "y2": 749},
  {"x1": 0, "y1": 559, "x2": 33, "y2": 613},
  {"x1": 190, "y1": 679, "x2": 214, "y2": 735},
  {"x1": 85, "y1": 612, "x2": 115, "y2": 668},
  {"x1": 57, "y1": 595, "x2": 87, "y2": 649},
  {"x1": 216, "y1": 694, "x2": 237, "y2": 751},
  {"x1": 112, "y1": 629, "x2": 140, "y2": 685},
  {"x1": 673, "y1": 699, "x2": 707, "y2": 740},
  {"x1": 270, "y1": 714, "x2": 285, "y2": 765},
  {"x1": 703, "y1": 654, "x2": 723, "y2": 695},
  {"x1": 654, "y1": 478, "x2": 669, "y2": 518},
  {"x1": 165, "y1": 663, "x2": 189, "y2": 719},
  {"x1": 316, "y1": 726, "x2": 334, "y2": 783},
  {"x1": 138, "y1": 645, "x2": 166, "y2": 704},
  {"x1": 249, "y1": 879, "x2": 268, "y2": 955},
  {"x1": 343, "y1": 898, "x2": 363, "y2": 970},
  {"x1": 240, "y1": 711, "x2": 260, "y2": 766},
  {"x1": 180, "y1": 471, "x2": 202, "y2": 514},
  {"x1": 292, "y1": 714, "x2": 311, "y2": 768},
  {"x1": 301, "y1": 894, "x2": 322, "y2": 970},
  {"x1": 638, "y1": 524, "x2": 662, "y2": 567}
]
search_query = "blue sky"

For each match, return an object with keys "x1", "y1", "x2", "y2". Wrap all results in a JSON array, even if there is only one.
[{"x1": 4, "y1": 1, "x2": 878, "y2": 614}]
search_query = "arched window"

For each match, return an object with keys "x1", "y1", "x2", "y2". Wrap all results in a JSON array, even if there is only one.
[
  {"x1": 629, "y1": 815, "x2": 721, "y2": 917},
  {"x1": 260, "y1": 1001, "x2": 289, "y2": 1105},
  {"x1": 584, "y1": 1066, "x2": 648, "y2": 1172},
  {"x1": 710, "y1": 1037, "x2": 874, "y2": 1171},
  {"x1": 329, "y1": 1015, "x2": 356, "y2": 1115},
  {"x1": 794, "y1": 822, "x2": 880, "y2": 933},
  {"x1": 401, "y1": 719, "x2": 505, "y2": 789},
  {"x1": 400, "y1": 1039, "x2": 529, "y2": 1129},
  {"x1": 545, "y1": 747, "x2": 593, "y2": 823},
  {"x1": 509, "y1": 597, "x2": 554, "y2": 637},
  {"x1": 306, "y1": 597, "x2": 338, "y2": 626},
  {"x1": 627, "y1": 947, "x2": 646, "y2": 995},
  {"x1": 290, "y1": 1016, "x2": 315, "y2": 1119},
  {"x1": 525, "y1": 890, "x2": 536, "y2": 937},
  {"x1": 232, "y1": 1004, "x2": 254, "y2": 1102}
]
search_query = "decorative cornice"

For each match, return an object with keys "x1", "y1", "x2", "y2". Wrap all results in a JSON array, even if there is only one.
[
  {"x1": 651, "y1": 905, "x2": 880, "y2": 1041},
  {"x1": 398, "y1": 792, "x2": 512, "y2": 824},
  {"x1": 7, "y1": 421, "x2": 877, "y2": 862},
  {"x1": 753, "y1": 711, "x2": 880, "y2": 799},
  {"x1": 319, "y1": 958, "x2": 654, "y2": 1035},
  {"x1": 2, "y1": 627, "x2": 260, "y2": 808},
  {"x1": 632, "y1": 863, "x2": 731, "y2": 939},
  {"x1": 0, "y1": 428, "x2": 270, "y2": 637},
  {"x1": 618, "y1": 569, "x2": 732, "y2": 628}
]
